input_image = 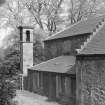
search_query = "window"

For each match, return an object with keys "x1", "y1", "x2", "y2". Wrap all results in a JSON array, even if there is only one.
[
  {"x1": 26, "y1": 30, "x2": 30, "y2": 42},
  {"x1": 19, "y1": 27, "x2": 23, "y2": 41},
  {"x1": 20, "y1": 33, "x2": 22, "y2": 41}
]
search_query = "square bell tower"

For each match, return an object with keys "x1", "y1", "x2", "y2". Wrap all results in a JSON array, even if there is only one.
[{"x1": 18, "y1": 26, "x2": 34, "y2": 77}]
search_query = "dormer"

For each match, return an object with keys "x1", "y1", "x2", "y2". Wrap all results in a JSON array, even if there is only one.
[{"x1": 18, "y1": 26, "x2": 33, "y2": 43}]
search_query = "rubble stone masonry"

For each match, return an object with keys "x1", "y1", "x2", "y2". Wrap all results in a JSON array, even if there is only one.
[{"x1": 76, "y1": 56, "x2": 105, "y2": 105}]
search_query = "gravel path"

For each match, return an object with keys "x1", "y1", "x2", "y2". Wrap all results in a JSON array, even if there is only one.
[{"x1": 14, "y1": 90, "x2": 61, "y2": 105}]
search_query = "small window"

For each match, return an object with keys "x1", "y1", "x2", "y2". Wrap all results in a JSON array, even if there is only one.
[
  {"x1": 20, "y1": 32, "x2": 23, "y2": 41},
  {"x1": 26, "y1": 30, "x2": 30, "y2": 42}
]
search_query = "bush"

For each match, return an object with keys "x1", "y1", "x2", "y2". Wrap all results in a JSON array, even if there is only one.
[
  {"x1": 0, "y1": 78, "x2": 16, "y2": 105},
  {"x1": 0, "y1": 44, "x2": 19, "y2": 105}
]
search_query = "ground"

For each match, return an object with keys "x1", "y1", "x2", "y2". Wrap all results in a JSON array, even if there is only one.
[{"x1": 14, "y1": 90, "x2": 61, "y2": 105}]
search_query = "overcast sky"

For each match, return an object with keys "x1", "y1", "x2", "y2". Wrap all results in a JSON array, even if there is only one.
[
  {"x1": 0, "y1": 0, "x2": 7, "y2": 47},
  {"x1": 0, "y1": 27, "x2": 13, "y2": 47}
]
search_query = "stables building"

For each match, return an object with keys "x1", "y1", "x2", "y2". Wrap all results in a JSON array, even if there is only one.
[{"x1": 23, "y1": 15, "x2": 105, "y2": 105}]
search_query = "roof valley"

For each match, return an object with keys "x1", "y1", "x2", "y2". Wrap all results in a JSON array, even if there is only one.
[{"x1": 76, "y1": 18, "x2": 105, "y2": 53}]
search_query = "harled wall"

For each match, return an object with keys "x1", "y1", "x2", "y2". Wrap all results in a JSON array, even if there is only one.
[
  {"x1": 44, "y1": 34, "x2": 90, "y2": 60},
  {"x1": 76, "y1": 56, "x2": 105, "y2": 105}
]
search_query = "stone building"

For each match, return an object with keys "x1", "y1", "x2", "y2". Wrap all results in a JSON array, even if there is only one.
[
  {"x1": 24, "y1": 15, "x2": 105, "y2": 105},
  {"x1": 76, "y1": 16, "x2": 105, "y2": 105}
]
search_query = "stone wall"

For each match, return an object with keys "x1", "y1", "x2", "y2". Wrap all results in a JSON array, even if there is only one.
[
  {"x1": 76, "y1": 56, "x2": 105, "y2": 105},
  {"x1": 44, "y1": 34, "x2": 90, "y2": 60}
]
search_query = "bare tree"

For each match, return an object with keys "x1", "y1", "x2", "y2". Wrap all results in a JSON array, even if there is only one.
[
  {"x1": 68, "y1": 0, "x2": 97, "y2": 24},
  {"x1": 5, "y1": 0, "x2": 26, "y2": 28},
  {"x1": 23, "y1": 0, "x2": 63, "y2": 34}
]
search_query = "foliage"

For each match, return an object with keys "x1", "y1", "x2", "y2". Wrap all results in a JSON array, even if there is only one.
[
  {"x1": 33, "y1": 40, "x2": 45, "y2": 64},
  {"x1": 3, "y1": 44, "x2": 20, "y2": 76},
  {"x1": 0, "y1": 78, "x2": 16, "y2": 105},
  {"x1": 0, "y1": 42, "x2": 20, "y2": 105}
]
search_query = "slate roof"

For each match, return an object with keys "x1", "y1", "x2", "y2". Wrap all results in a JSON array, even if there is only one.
[
  {"x1": 78, "y1": 23, "x2": 105, "y2": 55},
  {"x1": 29, "y1": 56, "x2": 76, "y2": 74},
  {"x1": 44, "y1": 15, "x2": 105, "y2": 41}
]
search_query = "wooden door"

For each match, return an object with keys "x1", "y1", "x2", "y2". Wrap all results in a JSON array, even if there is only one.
[
  {"x1": 43, "y1": 72, "x2": 49, "y2": 96},
  {"x1": 48, "y1": 73, "x2": 56, "y2": 100},
  {"x1": 71, "y1": 76, "x2": 76, "y2": 105}
]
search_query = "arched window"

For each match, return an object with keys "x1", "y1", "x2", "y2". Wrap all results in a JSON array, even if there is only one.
[{"x1": 26, "y1": 30, "x2": 30, "y2": 42}]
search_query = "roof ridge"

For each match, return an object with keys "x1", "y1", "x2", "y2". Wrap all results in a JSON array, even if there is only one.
[
  {"x1": 31, "y1": 56, "x2": 73, "y2": 68},
  {"x1": 44, "y1": 15, "x2": 105, "y2": 41},
  {"x1": 45, "y1": 20, "x2": 83, "y2": 41},
  {"x1": 76, "y1": 18, "x2": 105, "y2": 53}
]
